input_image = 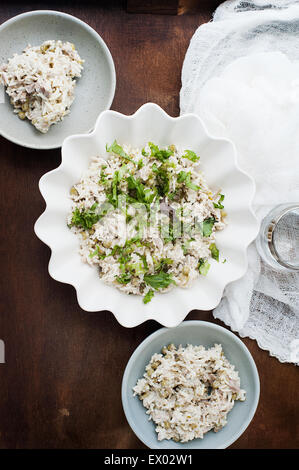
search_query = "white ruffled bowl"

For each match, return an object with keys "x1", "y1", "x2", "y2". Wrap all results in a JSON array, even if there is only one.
[{"x1": 34, "y1": 103, "x2": 258, "y2": 328}]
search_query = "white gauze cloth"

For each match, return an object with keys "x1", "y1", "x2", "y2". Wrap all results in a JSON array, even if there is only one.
[{"x1": 180, "y1": 0, "x2": 299, "y2": 364}]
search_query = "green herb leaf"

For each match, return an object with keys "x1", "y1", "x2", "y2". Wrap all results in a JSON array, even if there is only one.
[
  {"x1": 70, "y1": 204, "x2": 100, "y2": 230},
  {"x1": 156, "y1": 258, "x2": 173, "y2": 272},
  {"x1": 106, "y1": 140, "x2": 135, "y2": 164},
  {"x1": 115, "y1": 273, "x2": 132, "y2": 284},
  {"x1": 128, "y1": 262, "x2": 145, "y2": 275},
  {"x1": 209, "y1": 243, "x2": 219, "y2": 262},
  {"x1": 136, "y1": 253, "x2": 148, "y2": 270},
  {"x1": 152, "y1": 163, "x2": 170, "y2": 196},
  {"x1": 177, "y1": 171, "x2": 200, "y2": 191},
  {"x1": 105, "y1": 171, "x2": 121, "y2": 208},
  {"x1": 144, "y1": 271, "x2": 175, "y2": 290},
  {"x1": 137, "y1": 159, "x2": 144, "y2": 169},
  {"x1": 183, "y1": 150, "x2": 200, "y2": 162},
  {"x1": 185, "y1": 177, "x2": 200, "y2": 191},
  {"x1": 177, "y1": 171, "x2": 188, "y2": 183},
  {"x1": 199, "y1": 217, "x2": 216, "y2": 237},
  {"x1": 89, "y1": 245, "x2": 100, "y2": 258},
  {"x1": 198, "y1": 259, "x2": 210, "y2": 276},
  {"x1": 148, "y1": 142, "x2": 173, "y2": 162},
  {"x1": 213, "y1": 194, "x2": 225, "y2": 209},
  {"x1": 99, "y1": 165, "x2": 108, "y2": 185},
  {"x1": 127, "y1": 175, "x2": 155, "y2": 205},
  {"x1": 143, "y1": 290, "x2": 154, "y2": 304}
]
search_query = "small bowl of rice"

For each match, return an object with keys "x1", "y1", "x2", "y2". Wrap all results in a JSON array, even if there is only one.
[
  {"x1": 122, "y1": 320, "x2": 260, "y2": 449},
  {"x1": 0, "y1": 10, "x2": 116, "y2": 149}
]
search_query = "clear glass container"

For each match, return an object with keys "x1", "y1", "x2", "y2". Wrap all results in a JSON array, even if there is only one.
[{"x1": 255, "y1": 204, "x2": 299, "y2": 271}]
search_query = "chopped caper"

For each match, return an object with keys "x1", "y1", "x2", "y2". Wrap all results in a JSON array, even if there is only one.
[
  {"x1": 151, "y1": 361, "x2": 160, "y2": 370},
  {"x1": 21, "y1": 102, "x2": 29, "y2": 112},
  {"x1": 18, "y1": 111, "x2": 26, "y2": 120},
  {"x1": 70, "y1": 186, "x2": 78, "y2": 196},
  {"x1": 147, "y1": 368, "x2": 153, "y2": 378}
]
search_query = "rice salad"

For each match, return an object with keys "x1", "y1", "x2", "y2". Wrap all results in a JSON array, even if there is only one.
[
  {"x1": 67, "y1": 141, "x2": 226, "y2": 303},
  {"x1": 133, "y1": 343, "x2": 246, "y2": 443},
  {"x1": 0, "y1": 40, "x2": 84, "y2": 133}
]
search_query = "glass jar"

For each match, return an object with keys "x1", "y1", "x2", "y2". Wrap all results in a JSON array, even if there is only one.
[{"x1": 255, "y1": 204, "x2": 299, "y2": 271}]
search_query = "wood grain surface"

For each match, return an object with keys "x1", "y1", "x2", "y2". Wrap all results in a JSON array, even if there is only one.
[{"x1": 0, "y1": 0, "x2": 298, "y2": 449}]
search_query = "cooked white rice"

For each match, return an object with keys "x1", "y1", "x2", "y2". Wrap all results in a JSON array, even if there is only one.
[
  {"x1": 133, "y1": 343, "x2": 246, "y2": 443},
  {"x1": 0, "y1": 40, "x2": 84, "y2": 133},
  {"x1": 67, "y1": 142, "x2": 226, "y2": 303}
]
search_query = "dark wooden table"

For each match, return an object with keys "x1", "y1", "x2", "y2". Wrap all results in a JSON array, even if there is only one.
[{"x1": 0, "y1": 1, "x2": 298, "y2": 450}]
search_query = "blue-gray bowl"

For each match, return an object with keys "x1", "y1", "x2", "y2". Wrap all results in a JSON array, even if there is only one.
[
  {"x1": 0, "y1": 10, "x2": 116, "y2": 149},
  {"x1": 122, "y1": 320, "x2": 260, "y2": 449}
]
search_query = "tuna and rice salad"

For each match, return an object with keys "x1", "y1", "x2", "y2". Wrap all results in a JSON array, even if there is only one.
[
  {"x1": 0, "y1": 40, "x2": 84, "y2": 133},
  {"x1": 133, "y1": 343, "x2": 246, "y2": 443},
  {"x1": 67, "y1": 141, "x2": 226, "y2": 303}
]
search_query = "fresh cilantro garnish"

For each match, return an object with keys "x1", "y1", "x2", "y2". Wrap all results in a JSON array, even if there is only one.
[
  {"x1": 148, "y1": 142, "x2": 173, "y2": 162},
  {"x1": 164, "y1": 161, "x2": 176, "y2": 169},
  {"x1": 152, "y1": 163, "x2": 169, "y2": 196},
  {"x1": 199, "y1": 217, "x2": 216, "y2": 237},
  {"x1": 111, "y1": 238, "x2": 142, "y2": 273},
  {"x1": 209, "y1": 243, "x2": 219, "y2": 262},
  {"x1": 89, "y1": 245, "x2": 100, "y2": 258},
  {"x1": 213, "y1": 194, "x2": 225, "y2": 209},
  {"x1": 177, "y1": 171, "x2": 188, "y2": 183},
  {"x1": 183, "y1": 150, "x2": 200, "y2": 162},
  {"x1": 136, "y1": 253, "x2": 148, "y2": 270},
  {"x1": 89, "y1": 245, "x2": 106, "y2": 260},
  {"x1": 70, "y1": 203, "x2": 100, "y2": 230},
  {"x1": 177, "y1": 171, "x2": 200, "y2": 191},
  {"x1": 155, "y1": 258, "x2": 173, "y2": 272},
  {"x1": 111, "y1": 240, "x2": 133, "y2": 257},
  {"x1": 137, "y1": 159, "x2": 144, "y2": 169},
  {"x1": 99, "y1": 165, "x2": 108, "y2": 185},
  {"x1": 141, "y1": 148, "x2": 148, "y2": 157},
  {"x1": 110, "y1": 245, "x2": 122, "y2": 256},
  {"x1": 106, "y1": 171, "x2": 120, "y2": 208},
  {"x1": 128, "y1": 262, "x2": 146, "y2": 275},
  {"x1": 127, "y1": 175, "x2": 155, "y2": 204},
  {"x1": 106, "y1": 140, "x2": 135, "y2": 164},
  {"x1": 198, "y1": 258, "x2": 210, "y2": 276},
  {"x1": 186, "y1": 178, "x2": 200, "y2": 191},
  {"x1": 143, "y1": 290, "x2": 154, "y2": 304},
  {"x1": 115, "y1": 273, "x2": 132, "y2": 284},
  {"x1": 144, "y1": 271, "x2": 175, "y2": 290},
  {"x1": 167, "y1": 191, "x2": 176, "y2": 201},
  {"x1": 105, "y1": 166, "x2": 128, "y2": 208}
]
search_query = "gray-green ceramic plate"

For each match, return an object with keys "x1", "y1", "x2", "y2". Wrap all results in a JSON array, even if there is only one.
[
  {"x1": 122, "y1": 320, "x2": 260, "y2": 449},
  {"x1": 0, "y1": 10, "x2": 116, "y2": 149}
]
